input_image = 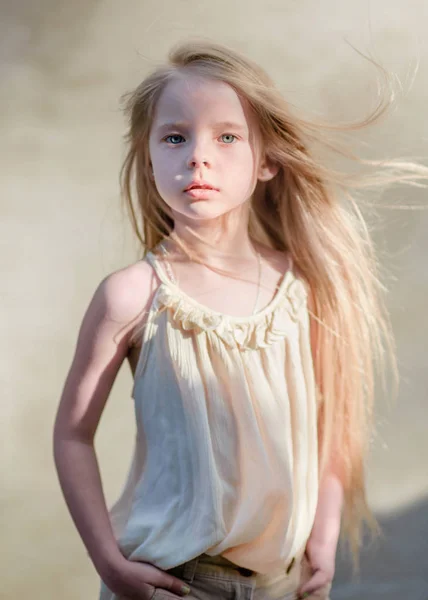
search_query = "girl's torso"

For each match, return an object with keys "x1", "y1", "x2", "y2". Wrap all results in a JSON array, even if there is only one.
[{"x1": 103, "y1": 246, "x2": 319, "y2": 594}]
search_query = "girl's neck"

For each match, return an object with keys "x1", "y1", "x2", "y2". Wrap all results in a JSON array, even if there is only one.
[{"x1": 167, "y1": 207, "x2": 259, "y2": 268}]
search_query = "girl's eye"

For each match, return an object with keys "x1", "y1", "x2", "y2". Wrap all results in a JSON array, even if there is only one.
[
  {"x1": 163, "y1": 133, "x2": 237, "y2": 145},
  {"x1": 164, "y1": 134, "x2": 184, "y2": 144},
  {"x1": 220, "y1": 134, "x2": 236, "y2": 144}
]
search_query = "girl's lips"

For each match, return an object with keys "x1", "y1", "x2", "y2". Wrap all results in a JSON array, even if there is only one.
[{"x1": 184, "y1": 188, "x2": 219, "y2": 199}]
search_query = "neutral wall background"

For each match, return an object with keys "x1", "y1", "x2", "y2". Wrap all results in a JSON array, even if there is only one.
[{"x1": 1, "y1": 1, "x2": 427, "y2": 599}]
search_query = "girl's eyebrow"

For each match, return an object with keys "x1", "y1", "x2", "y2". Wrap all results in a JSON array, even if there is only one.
[
  {"x1": 212, "y1": 120, "x2": 247, "y2": 132},
  {"x1": 156, "y1": 120, "x2": 247, "y2": 134}
]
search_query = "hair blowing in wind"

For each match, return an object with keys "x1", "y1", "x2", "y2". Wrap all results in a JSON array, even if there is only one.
[{"x1": 119, "y1": 40, "x2": 428, "y2": 573}]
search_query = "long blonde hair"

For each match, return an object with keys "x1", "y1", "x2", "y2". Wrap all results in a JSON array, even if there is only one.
[{"x1": 119, "y1": 40, "x2": 428, "y2": 572}]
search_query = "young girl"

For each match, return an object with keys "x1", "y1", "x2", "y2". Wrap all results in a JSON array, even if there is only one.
[{"x1": 53, "y1": 41, "x2": 427, "y2": 600}]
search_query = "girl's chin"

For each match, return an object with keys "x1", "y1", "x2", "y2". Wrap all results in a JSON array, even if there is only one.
[
  {"x1": 170, "y1": 200, "x2": 250, "y2": 223},
  {"x1": 172, "y1": 204, "x2": 234, "y2": 222}
]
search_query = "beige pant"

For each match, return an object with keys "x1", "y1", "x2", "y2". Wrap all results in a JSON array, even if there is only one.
[{"x1": 146, "y1": 552, "x2": 332, "y2": 600}]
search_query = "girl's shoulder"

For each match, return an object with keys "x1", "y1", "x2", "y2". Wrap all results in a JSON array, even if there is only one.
[
  {"x1": 99, "y1": 258, "x2": 160, "y2": 347},
  {"x1": 258, "y1": 245, "x2": 294, "y2": 283},
  {"x1": 259, "y1": 245, "x2": 309, "y2": 302},
  {"x1": 261, "y1": 245, "x2": 308, "y2": 288}
]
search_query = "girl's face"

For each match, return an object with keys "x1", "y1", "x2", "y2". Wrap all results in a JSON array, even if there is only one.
[{"x1": 149, "y1": 74, "x2": 272, "y2": 224}]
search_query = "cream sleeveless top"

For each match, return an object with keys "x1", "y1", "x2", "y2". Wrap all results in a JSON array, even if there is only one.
[{"x1": 100, "y1": 250, "x2": 319, "y2": 598}]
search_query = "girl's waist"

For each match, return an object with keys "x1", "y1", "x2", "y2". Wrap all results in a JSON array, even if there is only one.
[{"x1": 163, "y1": 550, "x2": 305, "y2": 598}]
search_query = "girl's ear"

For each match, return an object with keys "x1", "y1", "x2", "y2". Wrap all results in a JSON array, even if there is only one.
[{"x1": 257, "y1": 158, "x2": 279, "y2": 182}]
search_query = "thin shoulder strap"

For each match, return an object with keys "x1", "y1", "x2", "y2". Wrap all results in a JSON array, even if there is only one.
[
  {"x1": 288, "y1": 253, "x2": 295, "y2": 277},
  {"x1": 145, "y1": 250, "x2": 174, "y2": 286}
]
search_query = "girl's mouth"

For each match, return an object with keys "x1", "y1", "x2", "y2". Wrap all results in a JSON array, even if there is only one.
[{"x1": 184, "y1": 188, "x2": 219, "y2": 199}]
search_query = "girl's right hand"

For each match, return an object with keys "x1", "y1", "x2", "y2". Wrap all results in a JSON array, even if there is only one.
[{"x1": 103, "y1": 554, "x2": 191, "y2": 599}]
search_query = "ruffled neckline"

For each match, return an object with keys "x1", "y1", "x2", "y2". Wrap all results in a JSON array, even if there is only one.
[{"x1": 147, "y1": 252, "x2": 308, "y2": 350}]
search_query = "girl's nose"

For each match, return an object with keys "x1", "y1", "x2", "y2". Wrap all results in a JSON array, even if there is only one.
[
  {"x1": 188, "y1": 158, "x2": 209, "y2": 168},
  {"x1": 187, "y1": 143, "x2": 210, "y2": 169}
]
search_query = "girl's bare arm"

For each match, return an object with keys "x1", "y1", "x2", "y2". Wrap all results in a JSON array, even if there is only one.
[
  {"x1": 53, "y1": 264, "x2": 194, "y2": 599},
  {"x1": 53, "y1": 266, "x2": 150, "y2": 576}
]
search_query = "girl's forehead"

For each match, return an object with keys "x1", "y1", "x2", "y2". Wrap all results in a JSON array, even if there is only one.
[{"x1": 153, "y1": 75, "x2": 250, "y2": 125}]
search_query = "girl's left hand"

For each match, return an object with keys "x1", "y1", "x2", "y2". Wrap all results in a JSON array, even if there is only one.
[{"x1": 296, "y1": 540, "x2": 335, "y2": 599}]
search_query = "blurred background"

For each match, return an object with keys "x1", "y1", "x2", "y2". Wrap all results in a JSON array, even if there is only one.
[{"x1": 1, "y1": 1, "x2": 427, "y2": 598}]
